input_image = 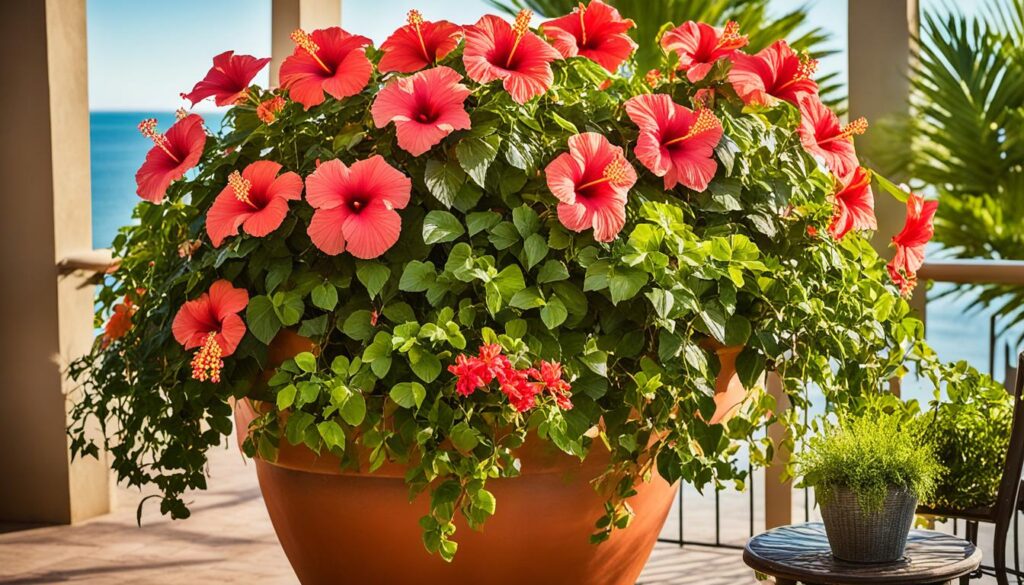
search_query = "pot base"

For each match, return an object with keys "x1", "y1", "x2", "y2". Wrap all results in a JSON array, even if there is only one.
[{"x1": 237, "y1": 401, "x2": 678, "y2": 585}]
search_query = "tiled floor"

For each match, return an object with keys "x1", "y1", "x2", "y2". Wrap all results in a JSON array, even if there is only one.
[{"x1": 0, "y1": 439, "x2": 1002, "y2": 585}]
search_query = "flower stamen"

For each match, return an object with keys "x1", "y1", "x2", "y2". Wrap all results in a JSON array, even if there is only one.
[
  {"x1": 577, "y1": 156, "x2": 629, "y2": 190},
  {"x1": 506, "y1": 9, "x2": 533, "y2": 68},
  {"x1": 291, "y1": 29, "x2": 330, "y2": 73},
  {"x1": 138, "y1": 118, "x2": 180, "y2": 163},
  {"x1": 714, "y1": 21, "x2": 746, "y2": 51},
  {"x1": 228, "y1": 171, "x2": 255, "y2": 208},
  {"x1": 777, "y1": 54, "x2": 818, "y2": 91},
  {"x1": 663, "y1": 108, "x2": 720, "y2": 146},
  {"x1": 407, "y1": 9, "x2": 432, "y2": 64},
  {"x1": 577, "y1": 3, "x2": 587, "y2": 46},
  {"x1": 818, "y1": 117, "x2": 869, "y2": 145},
  {"x1": 191, "y1": 332, "x2": 223, "y2": 383}
]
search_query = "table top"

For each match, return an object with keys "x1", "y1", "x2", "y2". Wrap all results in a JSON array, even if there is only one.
[{"x1": 743, "y1": 522, "x2": 982, "y2": 584}]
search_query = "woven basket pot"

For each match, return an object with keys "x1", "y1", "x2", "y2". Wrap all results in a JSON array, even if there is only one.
[{"x1": 818, "y1": 486, "x2": 917, "y2": 563}]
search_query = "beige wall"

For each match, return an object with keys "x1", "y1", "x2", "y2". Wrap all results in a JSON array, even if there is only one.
[{"x1": 0, "y1": 0, "x2": 110, "y2": 524}]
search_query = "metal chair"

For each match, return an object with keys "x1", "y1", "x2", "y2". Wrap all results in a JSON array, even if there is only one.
[{"x1": 917, "y1": 352, "x2": 1024, "y2": 585}]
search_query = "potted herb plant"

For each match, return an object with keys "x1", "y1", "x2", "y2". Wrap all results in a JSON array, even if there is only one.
[
  {"x1": 799, "y1": 413, "x2": 941, "y2": 563},
  {"x1": 67, "y1": 2, "x2": 986, "y2": 584}
]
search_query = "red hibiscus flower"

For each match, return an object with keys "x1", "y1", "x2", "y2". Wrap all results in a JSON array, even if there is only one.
[
  {"x1": 624, "y1": 93, "x2": 723, "y2": 192},
  {"x1": 305, "y1": 156, "x2": 412, "y2": 259},
  {"x1": 798, "y1": 96, "x2": 867, "y2": 179},
  {"x1": 379, "y1": 9, "x2": 462, "y2": 73},
  {"x1": 102, "y1": 298, "x2": 136, "y2": 348},
  {"x1": 256, "y1": 96, "x2": 286, "y2": 124},
  {"x1": 729, "y1": 40, "x2": 818, "y2": 106},
  {"x1": 540, "y1": 0, "x2": 637, "y2": 73},
  {"x1": 172, "y1": 280, "x2": 249, "y2": 382},
  {"x1": 181, "y1": 50, "x2": 270, "y2": 107},
  {"x1": 279, "y1": 27, "x2": 372, "y2": 110},
  {"x1": 371, "y1": 66, "x2": 471, "y2": 156},
  {"x1": 205, "y1": 161, "x2": 303, "y2": 247},
  {"x1": 497, "y1": 366, "x2": 541, "y2": 412},
  {"x1": 661, "y1": 21, "x2": 747, "y2": 83},
  {"x1": 463, "y1": 10, "x2": 563, "y2": 104},
  {"x1": 135, "y1": 115, "x2": 206, "y2": 203},
  {"x1": 528, "y1": 361, "x2": 573, "y2": 410},
  {"x1": 545, "y1": 132, "x2": 636, "y2": 242},
  {"x1": 887, "y1": 192, "x2": 938, "y2": 296},
  {"x1": 828, "y1": 167, "x2": 877, "y2": 240}
]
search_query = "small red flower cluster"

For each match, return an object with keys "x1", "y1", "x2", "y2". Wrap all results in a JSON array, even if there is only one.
[{"x1": 448, "y1": 345, "x2": 573, "y2": 412}]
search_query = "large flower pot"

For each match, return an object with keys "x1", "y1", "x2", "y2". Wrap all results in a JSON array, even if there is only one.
[{"x1": 234, "y1": 398, "x2": 678, "y2": 585}]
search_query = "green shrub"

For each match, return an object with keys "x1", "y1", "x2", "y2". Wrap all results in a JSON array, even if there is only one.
[
  {"x1": 798, "y1": 413, "x2": 940, "y2": 512},
  {"x1": 916, "y1": 363, "x2": 1014, "y2": 511}
]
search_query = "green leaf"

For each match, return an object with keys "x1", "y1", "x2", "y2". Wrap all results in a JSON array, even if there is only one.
[
  {"x1": 699, "y1": 302, "x2": 728, "y2": 344},
  {"x1": 523, "y1": 233, "x2": 548, "y2": 269},
  {"x1": 540, "y1": 297, "x2": 568, "y2": 328},
  {"x1": 509, "y1": 287, "x2": 545, "y2": 309},
  {"x1": 449, "y1": 422, "x2": 480, "y2": 452},
  {"x1": 466, "y1": 211, "x2": 501, "y2": 236},
  {"x1": 311, "y1": 283, "x2": 338, "y2": 311},
  {"x1": 297, "y1": 315, "x2": 328, "y2": 337},
  {"x1": 493, "y1": 265, "x2": 526, "y2": 300},
  {"x1": 295, "y1": 352, "x2": 317, "y2": 373},
  {"x1": 548, "y1": 112, "x2": 578, "y2": 134},
  {"x1": 340, "y1": 392, "x2": 366, "y2": 426},
  {"x1": 445, "y1": 243, "x2": 475, "y2": 281},
  {"x1": 356, "y1": 262, "x2": 391, "y2": 298},
  {"x1": 646, "y1": 289, "x2": 674, "y2": 319},
  {"x1": 609, "y1": 267, "x2": 648, "y2": 304},
  {"x1": 246, "y1": 295, "x2": 282, "y2": 344},
  {"x1": 390, "y1": 382, "x2": 426, "y2": 409},
  {"x1": 317, "y1": 420, "x2": 346, "y2": 451},
  {"x1": 424, "y1": 158, "x2": 465, "y2": 208},
  {"x1": 276, "y1": 384, "x2": 297, "y2": 410},
  {"x1": 285, "y1": 411, "x2": 315, "y2": 445},
  {"x1": 423, "y1": 210, "x2": 465, "y2": 245},
  {"x1": 272, "y1": 292, "x2": 304, "y2": 326},
  {"x1": 488, "y1": 221, "x2": 520, "y2": 250},
  {"x1": 512, "y1": 205, "x2": 540, "y2": 237},
  {"x1": 408, "y1": 346, "x2": 442, "y2": 383},
  {"x1": 399, "y1": 261, "x2": 436, "y2": 292},
  {"x1": 724, "y1": 314, "x2": 752, "y2": 346},
  {"x1": 341, "y1": 309, "x2": 374, "y2": 341},
  {"x1": 536, "y1": 260, "x2": 569, "y2": 283},
  {"x1": 331, "y1": 356, "x2": 350, "y2": 375},
  {"x1": 456, "y1": 135, "x2": 501, "y2": 188}
]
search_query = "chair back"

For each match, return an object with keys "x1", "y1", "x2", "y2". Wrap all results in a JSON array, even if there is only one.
[{"x1": 993, "y1": 352, "x2": 1024, "y2": 533}]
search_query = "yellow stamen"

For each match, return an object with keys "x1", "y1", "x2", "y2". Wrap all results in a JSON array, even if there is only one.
[
  {"x1": 175, "y1": 107, "x2": 189, "y2": 120},
  {"x1": 663, "y1": 108, "x2": 720, "y2": 146},
  {"x1": 577, "y1": 3, "x2": 587, "y2": 46},
  {"x1": 191, "y1": 332, "x2": 223, "y2": 383},
  {"x1": 407, "y1": 9, "x2": 432, "y2": 63},
  {"x1": 576, "y1": 156, "x2": 630, "y2": 191},
  {"x1": 777, "y1": 54, "x2": 818, "y2": 91},
  {"x1": 818, "y1": 117, "x2": 869, "y2": 145},
  {"x1": 291, "y1": 29, "x2": 331, "y2": 73},
  {"x1": 228, "y1": 170, "x2": 255, "y2": 207},
  {"x1": 714, "y1": 21, "x2": 746, "y2": 51},
  {"x1": 506, "y1": 9, "x2": 533, "y2": 68},
  {"x1": 138, "y1": 118, "x2": 180, "y2": 163}
]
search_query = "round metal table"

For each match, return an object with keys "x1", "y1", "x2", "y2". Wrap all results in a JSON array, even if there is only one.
[{"x1": 743, "y1": 522, "x2": 982, "y2": 585}]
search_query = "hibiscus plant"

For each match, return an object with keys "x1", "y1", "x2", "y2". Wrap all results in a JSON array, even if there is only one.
[{"x1": 69, "y1": 2, "x2": 982, "y2": 560}]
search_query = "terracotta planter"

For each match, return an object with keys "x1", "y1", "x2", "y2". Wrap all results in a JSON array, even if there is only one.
[
  {"x1": 234, "y1": 398, "x2": 677, "y2": 584},
  {"x1": 709, "y1": 344, "x2": 748, "y2": 425}
]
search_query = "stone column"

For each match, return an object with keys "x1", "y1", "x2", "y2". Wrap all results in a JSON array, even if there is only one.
[{"x1": 0, "y1": 0, "x2": 111, "y2": 524}]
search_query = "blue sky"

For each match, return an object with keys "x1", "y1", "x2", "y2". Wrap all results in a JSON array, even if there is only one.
[{"x1": 85, "y1": 0, "x2": 971, "y2": 111}]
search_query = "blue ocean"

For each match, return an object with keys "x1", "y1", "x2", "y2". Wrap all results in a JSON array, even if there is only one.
[{"x1": 89, "y1": 111, "x2": 1019, "y2": 402}]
